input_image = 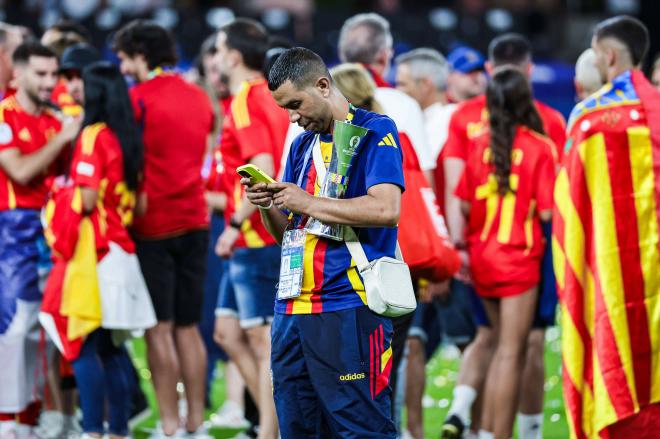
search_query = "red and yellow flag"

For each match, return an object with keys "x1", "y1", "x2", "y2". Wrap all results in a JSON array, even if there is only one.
[{"x1": 553, "y1": 70, "x2": 660, "y2": 438}]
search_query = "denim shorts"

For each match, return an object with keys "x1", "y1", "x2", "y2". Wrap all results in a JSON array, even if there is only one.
[{"x1": 216, "y1": 245, "x2": 280, "y2": 329}]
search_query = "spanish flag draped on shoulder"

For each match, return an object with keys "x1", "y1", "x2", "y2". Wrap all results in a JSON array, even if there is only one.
[{"x1": 553, "y1": 69, "x2": 660, "y2": 439}]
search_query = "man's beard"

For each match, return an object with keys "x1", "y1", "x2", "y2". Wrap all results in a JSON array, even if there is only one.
[{"x1": 26, "y1": 88, "x2": 55, "y2": 109}]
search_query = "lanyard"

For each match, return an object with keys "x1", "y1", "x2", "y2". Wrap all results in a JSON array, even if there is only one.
[
  {"x1": 296, "y1": 135, "x2": 317, "y2": 188},
  {"x1": 146, "y1": 66, "x2": 175, "y2": 80}
]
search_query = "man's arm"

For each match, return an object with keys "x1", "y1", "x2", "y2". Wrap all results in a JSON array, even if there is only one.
[
  {"x1": 269, "y1": 182, "x2": 401, "y2": 228},
  {"x1": 0, "y1": 118, "x2": 81, "y2": 185},
  {"x1": 444, "y1": 157, "x2": 466, "y2": 244},
  {"x1": 231, "y1": 153, "x2": 274, "y2": 223},
  {"x1": 215, "y1": 152, "x2": 274, "y2": 257}
]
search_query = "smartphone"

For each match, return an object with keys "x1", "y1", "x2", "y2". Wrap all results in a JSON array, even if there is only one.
[{"x1": 236, "y1": 164, "x2": 276, "y2": 184}]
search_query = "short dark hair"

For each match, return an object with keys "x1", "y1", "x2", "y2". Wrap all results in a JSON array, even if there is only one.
[
  {"x1": 594, "y1": 15, "x2": 649, "y2": 67},
  {"x1": 12, "y1": 41, "x2": 56, "y2": 65},
  {"x1": 488, "y1": 33, "x2": 532, "y2": 67},
  {"x1": 267, "y1": 47, "x2": 331, "y2": 91},
  {"x1": 219, "y1": 18, "x2": 269, "y2": 72},
  {"x1": 112, "y1": 20, "x2": 177, "y2": 69}
]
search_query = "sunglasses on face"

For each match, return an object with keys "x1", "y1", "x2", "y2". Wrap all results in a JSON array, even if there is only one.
[{"x1": 61, "y1": 70, "x2": 81, "y2": 81}]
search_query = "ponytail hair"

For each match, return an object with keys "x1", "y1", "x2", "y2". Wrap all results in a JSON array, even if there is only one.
[{"x1": 486, "y1": 68, "x2": 543, "y2": 194}]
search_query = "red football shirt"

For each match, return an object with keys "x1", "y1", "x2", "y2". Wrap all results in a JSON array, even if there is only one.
[
  {"x1": 441, "y1": 95, "x2": 566, "y2": 163},
  {"x1": 220, "y1": 79, "x2": 289, "y2": 248},
  {"x1": 129, "y1": 73, "x2": 214, "y2": 238},
  {"x1": 0, "y1": 95, "x2": 62, "y2": 211},
  {"x1": 70, "y1": 122, "x2": 136, "y2": 253},
  {"x1": 455, "y1": 127, "x2": 556, "y2": 298}
]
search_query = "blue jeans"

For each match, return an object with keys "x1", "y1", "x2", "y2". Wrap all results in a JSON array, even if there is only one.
[
  {"x1": 72, "y1": 329, "x2": 132, "y2": 436},
  {"x1": 227, "y1": 245, "x2": 280, "y2": 328}
]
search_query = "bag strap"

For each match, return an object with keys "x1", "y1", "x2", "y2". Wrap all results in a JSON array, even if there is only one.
[{"x1": 344, "y1": 225, "x2": 404, "y2": 267}]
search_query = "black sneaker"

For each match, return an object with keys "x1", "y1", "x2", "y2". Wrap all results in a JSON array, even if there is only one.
[{"x1": 440, "y1": 414, "x2": 465, "y2": 439}]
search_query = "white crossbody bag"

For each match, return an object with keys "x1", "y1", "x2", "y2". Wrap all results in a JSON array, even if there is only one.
[{"x1": 312, "y1": 140, "x2": 416, "y2": 317}]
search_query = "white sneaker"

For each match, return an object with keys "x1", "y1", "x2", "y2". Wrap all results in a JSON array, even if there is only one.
[
  {"x1": 209, "y1": 401, "x2": 249, "y2": 429},
  {"x1": 33, "y1": 412, "x2": 63, "y2": 439},
  {"x1": 148, "y1": 424, "x2": 183, "y2": 439},
  {"x1": 182, "y1": 426, "x2": 213, "y2": 439},
  {"x1": 61, "y1": 416, "x2": 82, "y2": 439}
]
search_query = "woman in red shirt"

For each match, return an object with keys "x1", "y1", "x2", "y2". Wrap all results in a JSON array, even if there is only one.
[
  {"x1": 455, "y1": 68, "x2": 555, "y2": 439},
  {"x1": 69, "y1": 63, "x2": 155, "y2": 439}
]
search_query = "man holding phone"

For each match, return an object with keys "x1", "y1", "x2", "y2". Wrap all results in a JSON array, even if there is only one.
[{"x1": 244, "y1": 47, "x2": 404, "y2": 438}]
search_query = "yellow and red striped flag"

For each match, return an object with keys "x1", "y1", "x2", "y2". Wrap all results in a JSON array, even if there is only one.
[{"x1": 553, "y1": 70, "x2": 660, "y2": 438}]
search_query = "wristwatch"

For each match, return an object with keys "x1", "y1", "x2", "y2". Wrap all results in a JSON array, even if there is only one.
[{"x1": 229, "y1": 216, "x2": 243, "y2": 230}]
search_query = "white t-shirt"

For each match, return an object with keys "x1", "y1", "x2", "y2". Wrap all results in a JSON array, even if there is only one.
[
  {"x1": 375, "y1": 87, "x2": 434, "y2": 171},
  {"x1": 423, "y1": 102, "x2": 457, "y2": 165}
]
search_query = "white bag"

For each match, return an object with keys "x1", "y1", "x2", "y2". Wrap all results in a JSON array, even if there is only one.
[
  {"x1": 344, "y1": 227, "x2": 416, "y2": 317},
  {"x1": 97, "y1": 242, "x2": 157, "y2": 331}
]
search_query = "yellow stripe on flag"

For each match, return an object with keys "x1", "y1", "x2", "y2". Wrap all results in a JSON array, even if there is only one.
[
  {"x1": 552, "y1": 236, "x2": 565, "y2": 290},
  {"x1": 579, "y1": 134, "x2": 638, "y2": 411},
  {"x1": 554, "y1": 169, "x2": 596, "y2": 337},
  {"x1": 627, "y1": 126, "x2": 660, "y2": 402},
  {"x1": 560, "y1": 302, "x2": 588, "y2": 437},
  {"x1": 592, "y1": 351, "x2": 619, "y2": 435},
  {"x1": 61, "y1": 215, "x2": 102, "y2": 340}
]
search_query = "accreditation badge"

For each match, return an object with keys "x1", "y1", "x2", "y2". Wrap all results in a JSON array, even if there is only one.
[{"x1": 277, "y1": 229, "x2": 306, "y2": 300}]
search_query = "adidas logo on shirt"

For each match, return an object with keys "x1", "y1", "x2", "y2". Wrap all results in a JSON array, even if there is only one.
[{"x1": 377, "y1": 133, "x2": 398, "y2": 148}]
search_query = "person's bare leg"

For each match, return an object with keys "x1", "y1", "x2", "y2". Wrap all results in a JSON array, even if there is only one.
[
  {"x1": 517, "y1": 328, "x2": 545, "y2": 439},
  {"x1": 445, "y1": 325, "x2": 495, "y2": 432},
  {"x1": 246, "y1": 325, "x2": 278, "y2": 439},
  {"x1": 225, "y1": 361, "x2": 246, "y2": 407},
  {"x1": 483, "y1": 290, "x2": 537, "y2": 439},
  {"x1": 214, "y1": 316, "x2": 260, "y2": 403},
  {"x1": 174, "y1": 324, "x2": 207, "y2": 433},
  {"x1": 478, "y1": 301, "x2": 501, "y2": 436},
  {"x1": 46, "y1": 352, "x2": 63, "y2": 412},
  {"x1": 145, "y1": 321, "x2": 180, "y2": 436},
  {"x1": 405, "y1": 337, "x2": 426, "y2": 439}
]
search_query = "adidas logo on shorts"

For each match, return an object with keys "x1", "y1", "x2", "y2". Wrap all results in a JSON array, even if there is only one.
[{"x1": 339, "y1": 372, "x2": 366, "y2": 381}]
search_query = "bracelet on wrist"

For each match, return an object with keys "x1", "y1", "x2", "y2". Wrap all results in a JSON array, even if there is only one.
[
  {"x1": 258, "y1": 200, "x2": 273, "y2": 210},
  {"x1": 229, "y1": 216, "x2": 243, "y2": 230}
]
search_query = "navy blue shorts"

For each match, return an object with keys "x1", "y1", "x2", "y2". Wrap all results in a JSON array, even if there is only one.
[
  {"x1": 408, "y1": 283, "x2": 476, "y2": 359},
  {"x1": 271, "y1": 306, "x2": 397, "y2": 438}
]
